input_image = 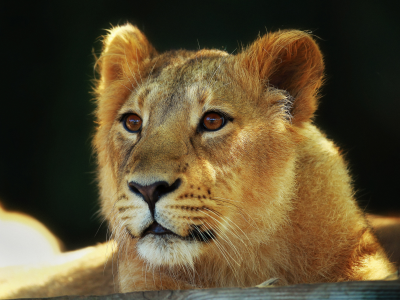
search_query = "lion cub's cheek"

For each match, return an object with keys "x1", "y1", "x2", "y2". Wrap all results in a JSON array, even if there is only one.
[{"x1": 136, "y1": 235, "x2": 202, "y2": 268}]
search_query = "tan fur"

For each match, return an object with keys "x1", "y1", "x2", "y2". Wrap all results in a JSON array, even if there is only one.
[
  {"x1": 1, "y1": 24, "x2": 395, "y2": 298},
  {"x1": 93, "y1": 24, "x2": 394, "y2": 292}
]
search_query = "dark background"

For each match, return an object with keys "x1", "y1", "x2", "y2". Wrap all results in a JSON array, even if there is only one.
[{"x1": 0, "y1": 0, "x2": 399, "y2": 251}]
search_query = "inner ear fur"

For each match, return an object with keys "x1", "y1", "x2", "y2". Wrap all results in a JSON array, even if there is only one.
[
  {"x1": 96, "y1": 23, "x2": 157, "y2": 91},
  {"x1": 242, "y1": 30, "x2": 324, "y2": 125}
]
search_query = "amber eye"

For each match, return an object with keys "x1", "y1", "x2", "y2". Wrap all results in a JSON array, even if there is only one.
[
  {"x1": 202, "y1": 112, "x2": 225, "y2": 131},
  {"x1": 123, "y1": 114, "x2": 142, "y2": 132}
]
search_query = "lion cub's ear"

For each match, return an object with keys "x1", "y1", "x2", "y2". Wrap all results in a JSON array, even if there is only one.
[
  {"x1": 242, "y1": 30, "x2": 324, "y2": 125},
  {"x1": 96, "y1": 23, "x2": 157, "y2": 90}
]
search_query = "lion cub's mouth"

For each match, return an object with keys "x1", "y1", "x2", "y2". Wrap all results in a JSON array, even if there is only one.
[
  {"x1": 142, "y1": 222, "x2": 177, "y2": 238},
  {"x1": 138, "y1": 222, "x2": 217, "y2": 242}
]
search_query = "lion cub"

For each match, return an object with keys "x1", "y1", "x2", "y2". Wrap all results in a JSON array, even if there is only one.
[
  {"x1": 1, "y1": 24, "x2": 394, "y2": 298},
  {"x1": 92, "y1": 24, "x2": 394, "y2": 292}
]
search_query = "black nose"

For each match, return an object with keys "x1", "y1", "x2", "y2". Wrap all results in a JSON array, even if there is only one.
[{"x1": 128, "y1": 179, "x2": 181, "y2": 216}]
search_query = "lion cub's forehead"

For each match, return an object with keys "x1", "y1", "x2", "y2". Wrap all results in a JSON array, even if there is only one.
[
  {"x1": 146, "y1": 48, "x2": 230, "y2": 93},
  {"x1": 123, "y1": 49, "x2": 233, "y2": 116},
  {"x1": 150, "y1": 48, "x2": 229, "y2": 80}
]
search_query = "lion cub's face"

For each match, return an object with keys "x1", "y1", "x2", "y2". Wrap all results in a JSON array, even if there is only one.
[{"x1": 95, "y1": 25, "x2": 323, "y2": 270}]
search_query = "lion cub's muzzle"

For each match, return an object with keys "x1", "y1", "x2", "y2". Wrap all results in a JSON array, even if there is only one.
[{"x1": 128, "y1": 179, "x2": 181, "y2": 237}]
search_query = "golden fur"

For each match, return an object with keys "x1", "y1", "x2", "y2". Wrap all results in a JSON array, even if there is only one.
[
  {"x1": 93, "y1": 24, "x2": 395, "y2": 291},
  {"x1": 0, "y1": 24, "x2": 396, "y2": 298}
]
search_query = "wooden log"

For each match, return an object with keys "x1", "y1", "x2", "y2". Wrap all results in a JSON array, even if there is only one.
[{"x1": 16, "y1": 280, "x2": 400, "y2": 300}]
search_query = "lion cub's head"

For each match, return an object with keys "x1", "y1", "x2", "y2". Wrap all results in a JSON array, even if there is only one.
[{"x1": 94, "y1": 24, "x2": 323, "y2": 270}]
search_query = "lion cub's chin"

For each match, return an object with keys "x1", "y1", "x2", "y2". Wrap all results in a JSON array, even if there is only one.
[{"x1": 136, "y1": 234, "x2": 202, "y2": 268}]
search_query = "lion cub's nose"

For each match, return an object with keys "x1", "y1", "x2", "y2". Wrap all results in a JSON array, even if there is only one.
[{"x1": 128, "y1": 179, "x2": 181, "y2": 216}]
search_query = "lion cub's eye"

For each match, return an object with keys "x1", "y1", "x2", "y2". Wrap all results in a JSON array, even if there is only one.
[
  {"x1": 123, "y1": 114, "x2": 142, "y2": 132},
  {"x1": 202, "y1": 112, "x2": 225, "y2": 131}
]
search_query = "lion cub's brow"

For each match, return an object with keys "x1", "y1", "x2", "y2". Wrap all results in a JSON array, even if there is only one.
[{"x1": 121, "y1": 53, "x2": 232, "y2": 123}]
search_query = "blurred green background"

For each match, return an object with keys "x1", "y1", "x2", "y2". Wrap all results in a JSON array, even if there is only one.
[{"x1": 0, "y1": 0, "x2": 399, "y2": 251}]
